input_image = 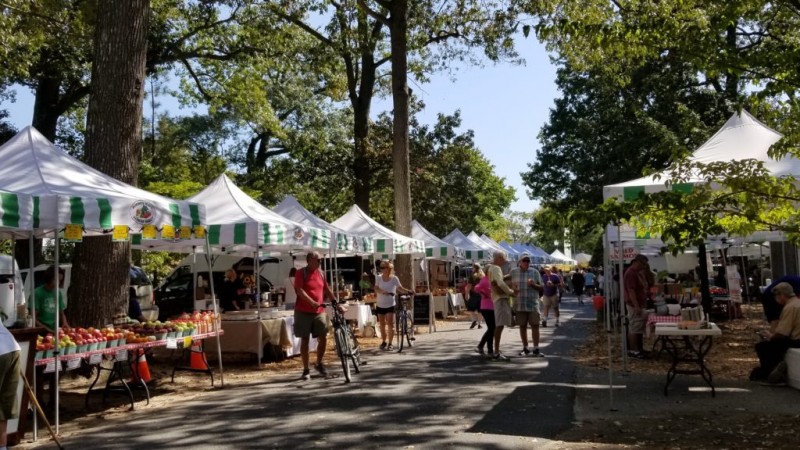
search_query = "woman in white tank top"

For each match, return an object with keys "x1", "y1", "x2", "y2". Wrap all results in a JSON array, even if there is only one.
[{"x1": 374, "y1": 260, "x2": 413, "y2": 351}]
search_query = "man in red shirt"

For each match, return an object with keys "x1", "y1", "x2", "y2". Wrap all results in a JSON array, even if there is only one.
[
  {"x1": 295, "y1": 251, "x2": 336, "y2": 380},
  {"x1": 624, "y1": 254, "x2": 650, "y2": 358}
]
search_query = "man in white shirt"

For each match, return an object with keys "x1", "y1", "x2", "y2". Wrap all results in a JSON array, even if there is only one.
[
  {"x1": 0, "y1": 322, "x2": 21, "y2": 450},
  {"x1": 487, "y1": 251, "x2": 514, "y2": 361}
]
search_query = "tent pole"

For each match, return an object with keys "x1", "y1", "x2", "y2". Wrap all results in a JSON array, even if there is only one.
[
  {"x1": 427, "y1": 257, "x2": 434, "y2": 333},
  {"x1": 205, "y1": 235, "x2": 224, "y2": 387},
  {"x1": 255, "y1": 249, "x2": 263, "y2": 364},
  {"x1": 603, "y1": 229, "x2": 614, "y2": 410},
  {"x1": 53, "y1": 215, "x2": 61, "y2": 432},
  {"x1": 28, "y1": 231, "x2": 38, "y2": 440},
  {"x1": 618, "y1": 227, "x2": 628, "y2": 373}
]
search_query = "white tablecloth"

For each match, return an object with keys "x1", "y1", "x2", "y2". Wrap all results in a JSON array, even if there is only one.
[
  {"x1": 449, "y1": 293, "x2": 465, "y2": 309},
  {"x1": 326, "y1": 304, "x2": 372, "y2": 333},
  {"x1": 283, "y1": 316, "x2": 316, "y2": 357},
  {"x1": 432, "y1": 296, "x2": 448, "y2": 316}
]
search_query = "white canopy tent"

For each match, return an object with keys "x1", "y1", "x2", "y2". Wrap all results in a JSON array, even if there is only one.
[
  {"x1": 575, "y1": 252, "x2": 592, "y2": 265},
  {"x1": 332, "y1": 205, "x2": 425, "y2": 257},
  {"x1": 467, "y1": 231, "x2": 503, "y2": 255},
  {"x1": 411, "y1": 220, "x2": 460, "y2": 259},
  {"x1": 0, "y1": 126, "x2": 209, "y2": 432},
  {"x1": 481, "y1": 234, "x2": 521, "y2": 260},
  {"x1": 441, "y1": 229, "x2": 487, "y2": 261},
  {"x1": 273, "y1": 195, "x2": 373, "y2": 255},
  {"x1": 550, "y1": 249, "x2": 577, "y2": 265},
  {"x1": 0, "y1": 190, "x2": 34, "y2": 238}
]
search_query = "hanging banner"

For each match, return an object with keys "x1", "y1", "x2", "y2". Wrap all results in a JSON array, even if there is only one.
[
  {"x1": 64, "y1": 224, "x2": 83, "y2": 242},
  {"x1": 142, "y1": 224, "x2": 158, "y2": 240},
  {"x1": 179, "y1": 226, "x2": 192, "y2": 240},
  {"x1": 162, "y1": 224, "x2": 176, "y2": 240},
  {"x1": 112, "y1": 225, "x2": 129, "y2": 242},
  {"x1": 193, "y1": 225, "x2": 206, "y2": 239}
]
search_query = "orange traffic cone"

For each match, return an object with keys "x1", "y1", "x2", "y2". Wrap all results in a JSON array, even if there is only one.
[
  {"x1": 131, "y1": 350, "x2": 151, "y2": 383},
  {"x1": 189, "y1": 342, "x2": 209, "y2": 371}
]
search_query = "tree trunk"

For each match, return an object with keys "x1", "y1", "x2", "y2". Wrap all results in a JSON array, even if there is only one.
[
  {"x1": 389, "y1": 0, "x2": 414, "y2": 289},
  {"x1": 69, "y1": 0, "x2": 150, "y2": 327}
]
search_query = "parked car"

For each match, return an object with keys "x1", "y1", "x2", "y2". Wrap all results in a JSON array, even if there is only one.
[{"x1": 154, "y1": 255, "x2": 280, "y2": 321}]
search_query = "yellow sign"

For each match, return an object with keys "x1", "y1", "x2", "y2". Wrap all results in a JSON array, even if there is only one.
[
  {"x1": 64, "y1": 224, "x2": 83, "y2": 242},
  {"x1": 183, "y1": 336, "x2": 193, "y2": 347},
  {"x1": 112, "y1": 225, "x2": 129, "y2": 242},
  {"x1": 162, "y1": 224, "x2": 175, "y2": 240},
  {"x1": 142, "y1": 224, "x2": 157, "y2": 240},
  {"x1": 193, "y1": 226, "x2": 206, "y2": 239},
  {"x1": 179, "y1": 226, "x2": 192, "y2": 239}
]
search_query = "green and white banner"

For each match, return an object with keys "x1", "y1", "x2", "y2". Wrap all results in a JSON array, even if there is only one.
[{"x1": 0, "y1": 191, "x2": 33, "y2": 232}]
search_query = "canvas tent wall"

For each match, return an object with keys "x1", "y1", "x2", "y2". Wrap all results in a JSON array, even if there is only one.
[
  {"x1": 0, "y1": 127, "x2": 205, "y2": 235},
  {"x1": 411, "y1": 220, "x2": 459, "y2": 259},
  {"x1": 273, "y1": 195, "x2": 373, "y2": 255},
  {"x1": 442, "y1": 229, "x2": 487, "y2": 261},
  {"x1": 332, "y1": 205, "x2": 425, "y2": 258},
  {"x1": 550, "y1": 249, "x2": 576, "y2": 265},
  {"x1": 0, "y1": 190, "x2": 33, "y2": 238},
  {"x1": 481, "y1": 234, "x2": 520, "y2": 260}
]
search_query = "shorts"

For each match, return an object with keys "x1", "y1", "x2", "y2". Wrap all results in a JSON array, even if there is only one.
[
  {"x1": 494, "y1": 298, "x2": 514, "y2": 327},
  {"x1": 375, "y1": 306, "x2": 395, "y2": 316},
  {"x1": 516, "y1": 310, "x2": 541, "y2": 327},
  {"x1": 293, "y1": 311, "x2": 329, "y2": 339},
  {"x1": 626, "y1": 305, "x2": 648, "y2": 335},
  {"x1": 542, "y1": 295, "x2": 559, "y2": 308},
  {"x1": 0, "y1": 350, "x2": 20, "y2": 420}
]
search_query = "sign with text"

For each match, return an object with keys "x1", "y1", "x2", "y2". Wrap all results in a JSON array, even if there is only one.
[
  {"x1": 161, "y1": 224, "x2": 176, "y2": 240},
  {"x1": 142, "y1": 224, "x2": 158, "y2": 240},
  {"x1": 89, "y1": 353, "x2": 102, "y2": 365},
  {"x1": 64, "y1": 224, "x2": 83, "y2": 242},
  {"x1": 609, "y1": 246, "x2": 638, "y2": 262},
  {"x1": 115, "y1": 349, "x2": 128, "y2": 361},
  {"x1": 112, "y1": 225, "x2": 129, "y2": 242}
]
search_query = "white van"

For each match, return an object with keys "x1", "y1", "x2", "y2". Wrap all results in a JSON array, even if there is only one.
[{"x1": 0, "y1": 255, "x2": 26, "y2": 326}]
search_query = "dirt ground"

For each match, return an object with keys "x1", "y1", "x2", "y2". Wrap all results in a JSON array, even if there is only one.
[{"x1": 17, "y1": 307, "x2": 799, "y2": 449}]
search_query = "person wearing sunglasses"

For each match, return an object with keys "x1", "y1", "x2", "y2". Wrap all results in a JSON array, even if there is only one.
[{"x1": 374, "y1": 260, "x2": 413, "y2": 350}]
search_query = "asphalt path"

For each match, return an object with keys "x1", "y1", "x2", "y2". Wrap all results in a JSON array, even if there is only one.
[{"x1": 47, "y1": 298, "x2": 596, "y2": 449}]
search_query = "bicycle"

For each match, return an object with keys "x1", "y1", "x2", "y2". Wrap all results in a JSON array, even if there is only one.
[
  {"x1": 327, "y1": 300, "x2": 361, "y2": 383},
  {"x1": 395, "y1": 294, "x2": 415, "y2": 352}
]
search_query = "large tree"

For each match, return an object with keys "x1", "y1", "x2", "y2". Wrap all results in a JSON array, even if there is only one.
[{"x1": 68, "y1": 0, "x2": 150, "y2": 327}]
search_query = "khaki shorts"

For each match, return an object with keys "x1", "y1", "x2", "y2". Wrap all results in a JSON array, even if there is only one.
[
  {"x1": 541, "y1": 295, "x2": 559, "y2": 308},
  {"x1": 293, "y1": 311, "x2": 329, "y2": 339},
  {"x1": 626, "y1": 305, "x2": 648, "y2": 335},
  {"x1": 494, "y1": 298, "x2": 514, "y2": 327},
  {"x1": 516, "y1": 310, "x2": 541, "y2": 327},
  {"x1": 0, "y1": 350, "x2": 20, "y2": 420}
]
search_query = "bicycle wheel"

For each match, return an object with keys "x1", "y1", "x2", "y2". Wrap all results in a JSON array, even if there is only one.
[
  {"x1": 404, "y1": 314, "x2": 414, "y2": 348},
  {"x1": 398, "y1": 311, "x2": 407, "y2": 352},
  {"x1": 347, "y1": 327, "x2": 360, "y2": 373},
  {"x1": 335, "y1": 327, "x2": 351, "y2": 383}
]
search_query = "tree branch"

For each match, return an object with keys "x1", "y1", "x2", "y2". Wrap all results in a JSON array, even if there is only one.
[
  {"x1": 179, "y1": 59, "x2": 214, "y2": 103},
  {"x1": 356, "y1": 0, "x2": 389, "y2": 27}
]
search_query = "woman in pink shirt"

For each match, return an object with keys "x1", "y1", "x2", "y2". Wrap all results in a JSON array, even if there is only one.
[{"x1": 473, "y1": 267, "x2": 495, "y2": 355}]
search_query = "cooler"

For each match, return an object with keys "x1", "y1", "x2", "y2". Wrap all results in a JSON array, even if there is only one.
[{"x1": 786, "y1": 348, "x2": 800, "y2": 390}]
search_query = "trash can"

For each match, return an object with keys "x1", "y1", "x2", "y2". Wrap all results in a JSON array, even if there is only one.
[{"x1": 592, "y1": 295, "x2": 605, "y2": 323}]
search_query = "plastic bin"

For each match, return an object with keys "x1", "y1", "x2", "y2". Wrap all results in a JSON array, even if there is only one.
[{"x1": 786, "y1": 348, "x2": 800, "y2": 390}]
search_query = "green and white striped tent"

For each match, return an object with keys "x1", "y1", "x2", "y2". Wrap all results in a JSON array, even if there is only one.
[
  {"x1": 442, "y1": 229, "x2": 487, "y2": 262},
  {"x1": 603, "y1": 110, "x2": 797, "y2": 251},
  {"x1": 332, "y1": 205, "x2": 425, "y2": 258},
  {"x1": 134, "y1": 174, "x2": 330, "y2": 254},
  {"x1": 273, "y1": 195, "x2": 373, "y2": 254},
  {"x1": 411, "y1": 220, "x2": 460, "y2": 259},
  {"x1": 0, "y1": 190, "x2": 33, "y2": 237},
  {"x1": 0, "y1": 126, "x2": 205, "y2": 235}
]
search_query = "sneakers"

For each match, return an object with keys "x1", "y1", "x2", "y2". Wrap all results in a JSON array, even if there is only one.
[
  {"x1": 301, "y1": 369, "x2": 311, "y2": 381},
  {"x1": 380, "y1": 342, "x2": 387, "y2": 350},
  {"x1": 470, "y1": 321, "x2": 478, "y2": 329},
  {"x1": 519, "y1": 347, "x2": 530, "y2": 356},
  {"x1": 531, "y1": 348, "x2": 545, "y2": 357},
  {"x1": 387, "y1": 344, "x2": 394, "y2": 351},
  {"x1": 627, "y1": 351, "x2": 646, "y2": 359},
  {"x1": 314, "y1": 363, "x2": 328, "y2": 377},
  {"x1": 475, "y1": 346, "x2": 485, "y2": 355},
  {"x1": 492, "y1": 352, "x2": 510, "y2": 362},
  {"x1": 541, "y1": 320, "x2": 547, "y2": 328}
]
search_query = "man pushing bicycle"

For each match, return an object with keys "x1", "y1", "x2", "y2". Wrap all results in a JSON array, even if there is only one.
[{"x1": 295, "y1": 251, "x2": 337, "y2": 380}]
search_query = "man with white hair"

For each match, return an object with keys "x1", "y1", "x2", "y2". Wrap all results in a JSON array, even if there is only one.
[
  {"x1": 487, "y1": 251, "x2": 514, "y2": 361},
  {"x1": 751, "y1": 281, "x2": 800, "y2": 384}
]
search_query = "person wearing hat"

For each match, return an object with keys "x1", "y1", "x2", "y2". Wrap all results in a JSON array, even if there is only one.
[
  {"x1": 510, "y1": 253, "x2": 545, "y2": 356},
  {"x1": 540, "y1": 266, "x2": 562, "y2": 327}
]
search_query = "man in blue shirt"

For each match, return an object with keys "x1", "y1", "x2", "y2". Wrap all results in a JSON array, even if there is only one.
[{"x1": 510, "y1": 254, "x2": 545, "y2": 356}]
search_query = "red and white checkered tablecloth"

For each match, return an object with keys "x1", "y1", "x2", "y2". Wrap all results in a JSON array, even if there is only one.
[{"x1": 646, "y1": 314, "x2": 681, "y2": 336}]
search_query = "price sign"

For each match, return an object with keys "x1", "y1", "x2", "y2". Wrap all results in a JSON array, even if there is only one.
[
  {"x1": 44, "y1": 360, "x2": 62, "y2": 373},
  {"x1": 66, "y1": 357, "x2": 81, "y2": 371},
  {"x1": 183, "y1": 337, "x2": 193, "y2": 348},
  {"x1": 162, "y1": 224, "x2": 175, "y2": 239},
  {"x1": 89, "y1": 353, "x2": 102, "y2": 365},
  {"x1": 64, "y1": 224, "x2": 83, "y2": 242},
  {"x1": 142, "y1": 224, "x2": 158, "y2": 240},
  {"x1": 193, "y1": 226, "x2": 206, "y2": 239},
  {"x1": 112, "y1": 225, "x2": 129, "y2": 242},
  {"x1": 115, "y1": 349, "x2": 128, "y2": 361},
  {"x1": 179, "y1": 226, "x2": 192, "y2": 239},
  {"x1": 166, "y1": 338, "x2": 177, "y2": 349}
]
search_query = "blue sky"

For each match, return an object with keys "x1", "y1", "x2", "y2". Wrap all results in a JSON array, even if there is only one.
[{"x1": 3, "y1": 36, "x2": 557, "y2": 213}]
